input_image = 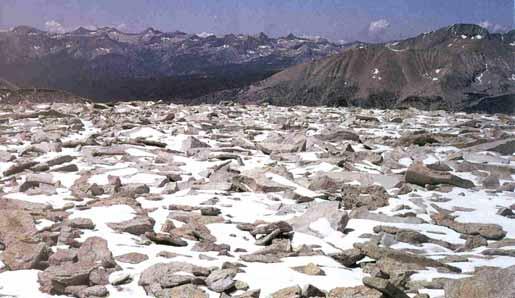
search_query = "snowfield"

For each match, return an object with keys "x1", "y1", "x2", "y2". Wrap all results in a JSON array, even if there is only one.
[{"x1": 0, "y1": 102, "x2": 514, "y2": 298}]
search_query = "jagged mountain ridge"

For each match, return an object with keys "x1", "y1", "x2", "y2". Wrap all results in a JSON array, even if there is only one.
[
  {"x1": 0, "y1": 26, "x2": 346, "y2": 101},
  {"x1": 228, "y1": 24, "x2": 515, "y2": 113}
]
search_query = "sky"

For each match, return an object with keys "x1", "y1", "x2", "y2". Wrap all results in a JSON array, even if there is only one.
[{"x1": 0, "y1": 0, "x2": 513, "y2": 42}]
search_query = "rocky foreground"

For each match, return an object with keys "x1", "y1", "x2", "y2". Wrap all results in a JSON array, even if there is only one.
[{"x1": 0, "y1": 102, "x2": 514, "y2": 298}]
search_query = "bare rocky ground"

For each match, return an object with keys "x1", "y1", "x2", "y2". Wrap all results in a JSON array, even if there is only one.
[{"x1": 0, "y1": 101, "x2": 514, "y2": 298}]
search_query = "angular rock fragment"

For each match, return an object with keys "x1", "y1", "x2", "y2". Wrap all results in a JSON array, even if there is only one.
[
  {"x1": 107, "y1": 216, "x2": 155, "y2": 235},
  {"x1": 431, "y1": 212, "x2": 506, "y2": 240},
  {"x1": 115, "y1": 252, "x2": 149, "y2": 264},
  {"x1": 158, "y1": 284, "x2": 208, "y2": 298},
  {"x1": 192, "y1": 241, "x2": 230, "y2": 252},
  {"x1": 109, "y1": 271, "x2": 132, "y2": 285},
  {"x1": 363, "y1": 277, "x2": 409, "y2": 298},
  {"x1": 77, "y1": 236, "x2": 117, "y2": 268},
  {"x1": 406, "y1": 162, "x2": 474, "y2": 188},
  {"x1": 67, "y1": 218, "x2": 95, "y2": 230},
  {"x1": 355, "y1": 242, "x2": 461, "y2": 273},
  {"x1": 231, "y1": 170, "x2": 293, "y2": 193},
  {"x1": 341, "y1": 184, "x2": 389, "y2": 210},
  {"x1": 328, "y1": 286, "x2": 383, "y2": 298},
  {"x1": 38, "y1": 262, "x2": 94, "y2": 295},
  {"x1": 289, "y1": 201, "x2": 349, "y2": 235},
  {"x1": 330, "y1": 248, "x2": 365, "y2": 267},
  {"x1": 53, "y1": 164, "x2": 79, "y2": 172},
  {"x1": 2, "y1": 241, "x2": 49, "y2": 270},
  {"x1": 145, "y1": 232, "x2": 188, "y2": 247},
  {"x1": 466, "y1": 138, "x2": 515, "y2": 155},
  {"x1": 3, "y1": 161, "x2": 39, "y2": 176},
  {"x1": 258, "y1": 137, "x2": 306, "y2": 155},
  {"x1": 205, "y1": 268, "x2": 238, "y2": 292},
  {"x1": 291, "y1": 263, "x2": 325, "y2": 276},
  {"x1": 316, "y1": 128, "x2": 360, "y2": 142},
  {"x1": 182, "y1": 136, "x2": 211, "y2": 152},
  {"x1": 271, "y1": 285, "x2": 302, "y2": 298},
  {"x1": 373, "y1": 225, "x2": 458, "y2": 250},
  {"x1": 138, "y1": 262, "x2": 210, "y2": 296},
  {"x1": 444, "y1": 265, "x2": 515, "y2": 298},
  {"x1": 200, "y1": 207, "x2": 221, "y2": 216}
]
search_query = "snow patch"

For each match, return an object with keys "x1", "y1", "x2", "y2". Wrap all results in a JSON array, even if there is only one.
[{"x1": 372, "y1": 68, "x2": 382, "y2": 80}]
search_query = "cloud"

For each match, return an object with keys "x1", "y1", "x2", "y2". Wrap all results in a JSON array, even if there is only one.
[
  {"x1": 115, "y1": 23, "x2": 127, "y2": 31},
  {"x1": 44, "y1": 20, "x2": 66, "y2": 33},
  {"x1": 368, "y1": 19, "x2": 390, "y2": 34},
  {"x1": 478, "y1": 20, "x2": 507, "y2": 32}
]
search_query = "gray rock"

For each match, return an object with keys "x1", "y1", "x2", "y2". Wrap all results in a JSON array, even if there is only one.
[
  {"x1": 182, "y1": 136, "x2": 211, "y2": 151},
  {"x1": 497, "y1": 207, "x2": 514, "y2": 217},
  {"x1": 350, "y1": 207, "x2": 425, "y2": 224},
  {"x1": 231, "y1": 169, "x2": 294, "y2": 193},
  {"x1": 251, "y1": 221, "x2": 293, "y2": 237},
  {"x1": 330, "y1": 248, "x2": 365, "y2": 267},
  {"x1": 157, "y1": 284, "x2": 208, "y2": 298},
  {"x1": 355, "y1": 242, "x2": 461, "y2": 273},
  {"x1": 0, "y1": 210, "x2": 38, "y2": 245},
  {"x1": 302, "y1": 284, "x2": 326, "y2": 297},
  {"x1": 48, "y1": 249, "x2": 78, "y2": 266},
  {"x1": 78, "y1": 285, "x2": 109, "y2": 298},
  {"x1": 109, "y1": 271, "x2": 132, "y2": 286},
  {"x1": 107, "y1": 216, "x2": 155, "y2": 235},
  {"x1": 1, "y1": 241, "x2": 49, "y2": 270},
  {"x1": 255, "y1": 228, "x2": 282, "y2": 246},
  {"x1": 482, "y1": 175, "x2": 500, "y2": 189},
  {"x1": 3, "y1": 161, "x2": 39, "y2": 176},
  {"x1": 46, "y1": 155, "x2": 75, "y2": 167},
  {"x1": 119, "y1": 183, "x2": 150, "y2": 197},
  {"x1": 145, "y1": 232, "x2": 188, "y2": 247},
  {"x1": 77, "y1": 237, "x2": 117, "y2": 268},
  {"x1": 445, "y1": 265, "x2": 515, "y2": 298},
  {"x1": 362, "y1": 277, "x2": 409, "y2": 298},
  {"x1": 38, "y1": 262, "x2": 95, "y2": 295},
  {"x1": 138, "y1": 262, "x2": 210, "y2": 296},
  {"x1": 53, "y1": 164, "x2": 79, "y2": 172},
  {"x1": 341, "y1": 184, "x2": 389, "y2": 210},
  {"x1": 115, "y1": 252, "x2": 149, "y2": 264},
  {"x1": 291, "y1": 263, "x2": 325, "y2": 276},
  {"x1": 464, "y1": 235, "x2": 488, "y2": 250},
  {"x1": 289, "y1": 201, "x2": 349, "y2": 236},
  {"x1": 316, "y1": 128, "x2": 360, "y2": 142},
  {"x1": 406, "y1": 162, "x2": 474, "y2": 188},
  {"x1": 328, "y1": 286, "x2": 383, "y2": 298},
  {"x1": 466, "y1": 138, "x2": 515, "y2": 155},
  {"x1": 271, "y1": 285, "x2": 302, "y2": 298},
  {"x1": 239, "y1": 254, "x2": 282, "y2": 263},
  {"x1": 205, "y1": 269, "x2": 238, "y2": 292},
  {"x1": 258, "y1": 139, "x2": 306, "y2": 155},
  {"x1": 67, "y1": 218, "x2": 95, "y2": 230},
  {"x1": 191, "y1": 241, "x2": 230, "y2": 252},
  {"x1": 481, "y1": 248, "x2": 515, "y2": 257},
  {"x1": 200, "y1": 207, "x2": 221, "y2": 216},
  {"x1": 431, "y1": 212, "x2": 506, "y2": 240}
]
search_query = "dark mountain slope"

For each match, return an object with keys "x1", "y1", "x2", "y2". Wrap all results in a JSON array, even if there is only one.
[
  {"x1": 0, "y1": 78, "x2": 19, "y2": 90},
  {"x1": 233, "y1": 24, "x2": 515, "y2": 113},
  {"x1": 0, "y1": 77, "x2": 85, "y2": 104}
]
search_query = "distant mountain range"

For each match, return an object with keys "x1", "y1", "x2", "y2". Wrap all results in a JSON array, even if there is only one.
[
  {"x1": 1, "y1": 24, "x2": 514, "y2": 114},
  {"x1": 223, "y1": 24, "x2": 515, "y2": 113},
  {"x1": 0, "y1": 26, "x2": 346, "y2": 101}
]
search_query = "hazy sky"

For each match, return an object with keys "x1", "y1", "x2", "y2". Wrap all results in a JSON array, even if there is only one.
[{"x1": 0, "y1": 0, "x2": 513, "y2": 41}]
